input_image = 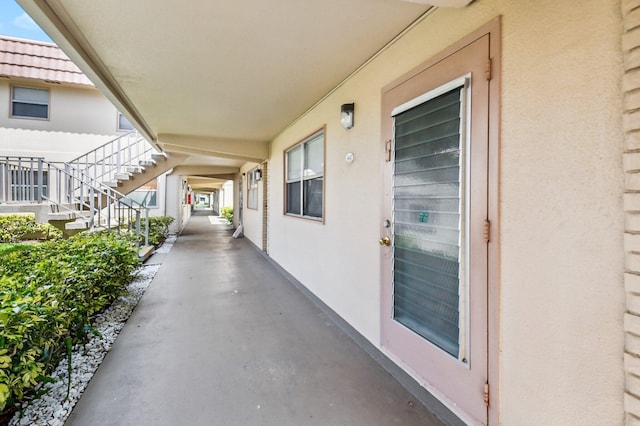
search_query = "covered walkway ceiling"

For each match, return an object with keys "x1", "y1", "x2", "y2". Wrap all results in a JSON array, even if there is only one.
[{"x1": 19, "y1": 0, "x2": 472, "y2": 164}]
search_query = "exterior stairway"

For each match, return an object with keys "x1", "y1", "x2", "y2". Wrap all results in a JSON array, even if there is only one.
[
  {"x1": 0, "y1": 131, "x2": 185, "y2": 256},
  {"x1": 66, "y1": 131, "x2": 187, "y2": 197},
  {"x1": 0, "y1": 155, "x2": 151, "y2": 248}
]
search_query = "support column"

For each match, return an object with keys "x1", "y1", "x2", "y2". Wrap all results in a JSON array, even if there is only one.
[{"x1": 262, "y1": 162, "x2": 269, "y2": 253}]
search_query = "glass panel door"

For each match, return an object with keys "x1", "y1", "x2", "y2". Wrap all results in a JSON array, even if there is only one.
[
  {"x1": 380, "y1": 29, "x2": 494, "y2": 424},
  {"x1": 392, "y1": 86, "x2": 466, "y2": 359}
]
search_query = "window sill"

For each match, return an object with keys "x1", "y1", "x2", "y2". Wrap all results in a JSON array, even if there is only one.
[{"x1": 284, "y1": 213, "x2": 324, "y2": 223}]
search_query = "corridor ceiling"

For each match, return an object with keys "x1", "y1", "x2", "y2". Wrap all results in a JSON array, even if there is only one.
[{"x1": 19, "y1": 0, "x2": 471, "y2": 164}]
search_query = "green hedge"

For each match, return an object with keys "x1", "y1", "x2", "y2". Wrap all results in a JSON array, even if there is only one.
[
  {"x1": 0, "y1": 214, "x2": 62, "y2": 243},
  {"x1": 0, "y1": 231, "x2": 140, "y2": 413},
  {"x1": 0, "y1": 244, "x2": 31, "y2": 257},
  {"x1": 139, "y1": 216, "x2": 174, "y2": 246},
  {"x1": 220, "y1": 206, "x2": 233, "y2": 224}
]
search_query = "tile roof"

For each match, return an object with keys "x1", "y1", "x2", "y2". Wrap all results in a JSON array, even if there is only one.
[{"x1": 0, "y1": 35, "x2": 93, "y2": 86}]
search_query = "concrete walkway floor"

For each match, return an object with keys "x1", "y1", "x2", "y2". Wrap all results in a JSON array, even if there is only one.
[{"x1": 66, "y1": 212, "x2": 448, "y2": 426}]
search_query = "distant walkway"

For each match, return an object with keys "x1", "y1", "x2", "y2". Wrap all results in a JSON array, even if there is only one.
[{"x1": 65, "y1": 214, "x2": 445, "y2": 425}]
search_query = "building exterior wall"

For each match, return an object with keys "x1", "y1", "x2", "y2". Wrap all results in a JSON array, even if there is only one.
[
  {"x1": 1, "y1": 72, "x2": 171, "y2": 226},
  {"x1": 165, "y1": 174, "x2": 182, "y2": 234},
  {"x1": 0, "y1": 79, "x2": 130, "y2": 162},
  {"x1": 240, "y1": 162, "x2": 264, "y2": 248},
  {"x1": 495, "y1": 2, "x2": 623, "y2": 423},
  {"x1": 622, "y1": 1, "x2": 640, "y2": 423},
  {"x1": 146, "y1": 173, "x2": 167, "y2": 218},
  {"x1": 220, "y1": 180, "x2": 234, "y2": 209},
  {"x1": 232, "y1": 173, "x2": 241, "y2": 228},
  {"x1": 255, "y1": 1, "x2": 625, "y2": 423},
  {"x1": 165, "y1": 174, "x2": 193, "y2": 234}
]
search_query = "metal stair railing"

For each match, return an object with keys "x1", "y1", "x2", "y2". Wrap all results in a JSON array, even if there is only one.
[
  {"x1": 0, "y1": 156, "x2": 46, "y2": 203},
  {"x1": 66, "y1": 130, "x2": 155, "y2": 184},
  {"x1": 0, "y1": 156, "x2": 149, "y2": 246}
]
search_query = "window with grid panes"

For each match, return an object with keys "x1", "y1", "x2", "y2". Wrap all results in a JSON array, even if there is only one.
[{"x1": 285, "y1": 131, "x2": 324, "y2": 219}]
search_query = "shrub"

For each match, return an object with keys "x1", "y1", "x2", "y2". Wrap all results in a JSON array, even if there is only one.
[
  {"x1": 0, "y1": 214, "x2": 62, "y2": 243},
  {"x1": 220, "y1": 206, "x2": 233, "y2": 224},
  {"x1": 0, "y1": 231, "x2": 140, "y2": 414},
  {"x1": 139, "y1": 216, "x2": 174, "y2": 246},
  {"x1": 0, "y1": 244, "x2": 31, "y2": 257}
]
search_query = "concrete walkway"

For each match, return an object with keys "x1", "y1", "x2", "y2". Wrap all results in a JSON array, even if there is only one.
[{"x1": 66, "y1": 212, "x2": 446, "y2": 426}]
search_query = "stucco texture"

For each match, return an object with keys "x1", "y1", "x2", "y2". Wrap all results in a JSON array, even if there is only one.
[
  {"x1": 240, "y1": 162, "x2": 264, "y2": 246},
  {"x1": 497, "y1": 1, "x2": 624, "y2": 425},
  {"x1": 0, "y1": 80, "x2": 129, "y2": 161},
  {"x1": 262, "y1": 0, "x2": 624, "y2": 423}
]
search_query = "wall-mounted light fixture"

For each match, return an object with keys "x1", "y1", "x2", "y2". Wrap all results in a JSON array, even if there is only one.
[
  {"x1": 255, "y1": 169, "x2": 262, "y2": 181},
  {"x1": 341, "y1": 103, "x2": 355, "y2": 130}
]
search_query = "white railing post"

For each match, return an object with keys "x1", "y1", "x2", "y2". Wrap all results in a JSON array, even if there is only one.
[
  {"x1": 0, "y1": 156, "x2": 146, "y2": 242},
  {"x1": 116, "y1": 137, "x2": 122, "y2": 177},
  {"x1": 57, "y1": 165, "x2": 62, "y2": 205},
  {"x1": 36, "y1": 158, "x2": 43, "y2": 202},
  {"x1": 0, "y1": 159, "x2": 5, "y2": 203},
  {"x1": 144, "y1": 208, "x2": 149, "y2": 246},
  {"x1": 88, "y1": 185, "x2": 95, "y2": 229}
]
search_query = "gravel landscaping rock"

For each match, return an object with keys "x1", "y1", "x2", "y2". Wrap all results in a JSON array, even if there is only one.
[{"x1": 8, "y1": 237, "x2": 175, "y2": 426}]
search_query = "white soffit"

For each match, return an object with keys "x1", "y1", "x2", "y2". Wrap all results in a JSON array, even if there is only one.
[{"x1": 18, "y1": 0, "x2": 433, "y2": 150}]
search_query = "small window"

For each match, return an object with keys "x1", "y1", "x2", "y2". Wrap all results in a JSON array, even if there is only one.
[
  {"x1": 285, "y1": 130, "x2": 324, "y2": 219},
  {"x1": 11, "y1": 86, "x2": 49, "y2": 119},
  {"x1": 127, "y1": 179, "x2": 158, "y2": 207},
  {"x1": 118, "y1": 112, "x2": 135, "y2": 131},
  {"x1": 247, "y1": 168, "x2": 259, "y2": 210}
]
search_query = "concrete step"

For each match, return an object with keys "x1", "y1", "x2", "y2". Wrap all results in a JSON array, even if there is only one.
[
  {"x1": 127, "y1": 166, "x2": 145, "y2": 174},
  {"x1": 151, "y1": 152, "x2": 167, "y2": 162},
  {"x1": 139, "y1": 159, "x2": 157, "y2": 167},
  {"x1": 48, "y1": 211, "x2": 77, "y2": 221},
  {"x1": 66, "y1": 216, "x2": 123, "y2": 230},
  {"x1": 105, "y1": 181, "x2": 121, "y2": 188},
  {"x1": 65, "y1": 220, "x2": 90, "y2": 230},
  {"x1": 138, "y1": 245, "x2": 154, "y2": 262},
  {"x1": 115, "y1": 173, "x2": 133, "y2": 181}
]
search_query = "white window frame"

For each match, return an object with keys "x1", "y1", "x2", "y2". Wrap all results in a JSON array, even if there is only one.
[
  {"x1": 391, "y1": 75, "x2": 472, "y2": 362},
  {"x1": 247, "y1": 168, "x2": 259, "y2": 210},
  {"x1": 128, "y1": 179, "x2": 158, "y2": 208},
  {"x1": 284, "y1": 128, "x2": 324, "y2": 220},
  {"x1": 11, "y1": 86, "x2": 49, "y2": 120},
  {"x1": 118, "y1": 112, "x2": 135, "y2": 131}
]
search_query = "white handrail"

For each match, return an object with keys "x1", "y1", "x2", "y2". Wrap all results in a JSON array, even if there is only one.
[
  {"x1": 0, "y1": 156, "x2": 149, "y2": 246},
  {"x1": 67, "y1": 130, "x2": 156, "y2": 183}
]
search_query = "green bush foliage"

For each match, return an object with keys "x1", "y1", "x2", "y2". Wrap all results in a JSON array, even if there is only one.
[
  {"x1": 0, "y1": 244, "x2": 31, "y2": 257},
  {"x1": 220, "y1": 206, "x2": 233, "y2": 224},
  {"x1": 0, "y1": 214, "x2": 62, "y2": 243},
  {"x1": 139, "y1": 216, "x2": 174, "y2": 246},
  {"x1": 0, "y1": 231, "x2": 140, "y2": 413}
]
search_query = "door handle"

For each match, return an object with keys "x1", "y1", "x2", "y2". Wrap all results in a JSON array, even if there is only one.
[{"x1": 379, "y1": 236, "x2": 391, "y2": 246}]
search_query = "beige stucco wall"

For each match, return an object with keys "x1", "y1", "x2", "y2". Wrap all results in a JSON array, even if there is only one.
[
  {"x1": 165, "y1": 174, "x2": 193, "y2": 234},
  {"x1": 260, "y1": 0, "x2": 625, "y2": 423},
  {"x1": 220, "y1": 180, "x2": 234, "y2": 209},
  {"x1": 145, "y1": 173, "x2": 167, "y2": 218},
  {"x1": 0, "y1": 79, "x2": 128, "y2": 162},
  {"x1": 165, "y1": 174, "x2": 182, "y2": 234},
  {"x1": 495, "y1": 2, "x2": 623, "y2": 424},
  {"x1": 240, "y1": 162, "x2": 264, "y2": 247}
]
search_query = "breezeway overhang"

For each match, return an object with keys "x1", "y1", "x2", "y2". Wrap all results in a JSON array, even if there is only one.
[{"x1": 17, "y1": 0, "x2": 473, "y2": 165}]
